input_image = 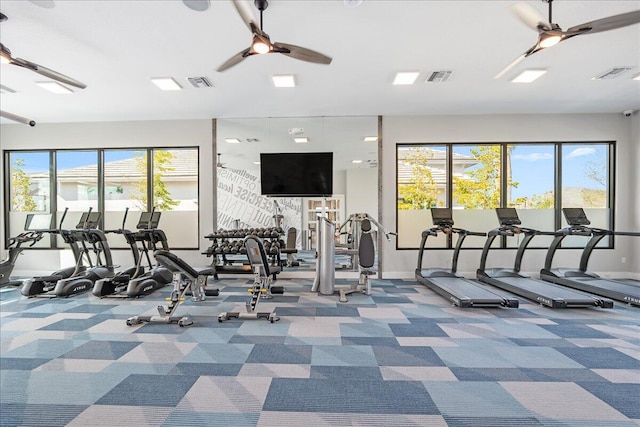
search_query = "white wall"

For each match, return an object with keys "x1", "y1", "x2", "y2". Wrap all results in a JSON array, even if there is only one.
[
  {"x1": 1, "y1": 114, "x2": 636, "y2": 278},
  {"x1": 0, "y1": 119, "x2": 215, "y2": 272},
  {"x1": 346, "y1": 167, "x2": 378, "y2": 217},
  {"x1": 381, "y1": 114, "x2": 637, "y2": 278}
]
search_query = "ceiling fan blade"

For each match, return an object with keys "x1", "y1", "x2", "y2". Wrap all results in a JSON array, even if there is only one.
[
  {"x1": 566, "y1": 10, "x2": 640, "y2": 34},
  {"x1": 12, "y1": 57, "x2": 87, "y2": 89},
  {"x1": 273, "y1": 42, "x2": 332, "y2": 65},
  {"x1": 217, "y1": 47, "x2": 251, "y2": 72},
  {"x1": 494, "y1": 54, "x2": 526, "y2": 79},
  {"x1": 232, "y1": 0, "x2": 260, "y2": 33},
  {"x1": 182, "y1": 0, "x2": 210, "y2": 12},
  {"x1": 511, "y1": 2, "x2": 552, "y2": 31}
]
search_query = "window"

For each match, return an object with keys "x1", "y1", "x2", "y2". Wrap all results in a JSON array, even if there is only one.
[
  {"x1": 6, "y1": 151, "x2": 51, "y2": 248},
  {"x1": 396, "y1": 142, "x2": 614, "y2": 250},
  {"x1": 4, "y1": 147, "x2": 199, "y2": 250}
]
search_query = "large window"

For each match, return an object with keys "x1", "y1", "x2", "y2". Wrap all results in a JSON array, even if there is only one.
[
  {"x1": 7, "y1": 151, "x2": 51, "y2": 248},
  {"x1": 4, "y1": 147, "x2": 199, "y2": 250},
  {"x1": 396, "y1": 142, "x2": 614, "y2": 250}
]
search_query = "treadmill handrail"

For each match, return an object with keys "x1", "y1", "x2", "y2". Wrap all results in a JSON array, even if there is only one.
[{"x1": 417, "y1": 225, "x2": 485, "y2": 274}]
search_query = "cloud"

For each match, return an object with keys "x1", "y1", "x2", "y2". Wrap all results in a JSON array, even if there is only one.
[
  {"x1": 566, "y1": 147, "x2": 596, "y2": 158},
  {"x1": 512, "y1": 153, "x2": 552, "y2": 161}
]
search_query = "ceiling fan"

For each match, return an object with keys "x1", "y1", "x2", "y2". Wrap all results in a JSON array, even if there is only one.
[
  {"x1": 0, "y1": 13, "x2": 86, "y2": 89},
  {"x1": 495, "y1": 0, "x2": 640, "y2": 79},
  {"x1": 217, "y1": 0, "x2": 332, "y2": 72}
]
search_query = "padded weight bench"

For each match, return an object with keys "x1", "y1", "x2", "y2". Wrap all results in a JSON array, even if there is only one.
[
  {"x1": 218, "y1": 236, "x2": 280, "y2": 323},
  {"x1": 126, "y1": 250, "x2": 219, "y2": 327},
  {"x1": 338, "y1": 219, "x2": 376, "y2": 303}
]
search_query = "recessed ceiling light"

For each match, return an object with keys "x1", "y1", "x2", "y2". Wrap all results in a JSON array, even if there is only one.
[
  {"x1": 253, "y1": 161, "x2": 261, "y2": 165},
  {"x1": 36, "y1": 81, "x2": 73, "y2": 94},
  {"x1": 632, "y1": 72, "x2": 640, "y2": 81},
  {"x1": 363, "y1": 136, "x2": 378, "y2": 142},
  {"x1": 393, "y1": 71, "x2": 419, "y2": 85},
  {"x1": 352, "y1": 159, "x2": 363, "y2": 164},
  {"x1": 511, "y1": 69, "x2": 547, "y2": 83},
  {"x1": 225, "y1": 138, "x2": 241, "y2": 144},
  {"x1": 150, "y1": 77, "x2": 182, "y2": 91},
  {"x1": 272, "y1": 74, "x2": 296, "y2": 87},
  {"x1": 294, "y1": 137, "x2": 308, "y2": 143}
]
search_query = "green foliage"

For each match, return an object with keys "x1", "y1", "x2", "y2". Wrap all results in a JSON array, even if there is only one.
[
  {"x1": 132, "y1": 151, "x2": 179, "y2": 211},
  {"x1": 397, "y1": 148, "x2": 441, "y2": 210},
  {"x1": 510, "y1": 192, "x2": 554, "y2": 209},
  {"x1": 453, "y1": 146, "x2": 518, "y2": 209},
  {"x1": 10, "y1": 158, "x2": 37, "y2": 212}
]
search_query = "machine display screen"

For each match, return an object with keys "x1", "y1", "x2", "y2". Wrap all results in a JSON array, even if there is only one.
[
  {"x1": 25, "y1": 214, "x2": 53, "y2": 231},
  {"x1": 431, "y1": 208, "x2": 454, "y2": 226},
  {"x1": 496, "y1": 208, "x2": 521, "y2": 226},
  {"x1": 563, "y1": 208, "x2": 591, "y2": 226}
]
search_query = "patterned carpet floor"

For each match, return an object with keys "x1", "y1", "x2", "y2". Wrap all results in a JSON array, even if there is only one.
[{"x1": 1, "y1": 277, "x2": 639, "y2": 426}]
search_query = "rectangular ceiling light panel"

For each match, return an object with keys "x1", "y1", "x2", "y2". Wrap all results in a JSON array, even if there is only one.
[
  {"x1": 511, "y1": 69, "x2": 547, "y2": 83},
  {"x1": 393, "y1": 71, "x2": 419, "y2": 85},
  {"x1": 36, "y1": 81, "x2": 74, "y2": 94},
  {"x1": 151, "y1": 77, "x2": 182, "y2": 91}
]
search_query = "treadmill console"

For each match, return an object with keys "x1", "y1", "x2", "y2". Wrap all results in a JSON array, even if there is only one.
[
  {"x1": 431, "y1": 208, "x2": 454, "y2": 227},
  {"x1": 137, "y1": 211, "x2": 161, "y2": 229},
  {"x1": 562, "y1": 208, "x2": 591, "y2": 226},
  {"x1": 76, "y1": 212, "x2": 101, "y2": 229},
  {"x1": 25, "y1": 213, "x2": 53, "y2": 231},
  {"x1": 496, "y1": 208, "x2": 521, "y2": 226}
]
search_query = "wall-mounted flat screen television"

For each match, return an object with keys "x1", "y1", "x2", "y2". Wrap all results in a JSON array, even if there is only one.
[{"x1": 260, "y1": 152, "x2": 333, "y2": 197}]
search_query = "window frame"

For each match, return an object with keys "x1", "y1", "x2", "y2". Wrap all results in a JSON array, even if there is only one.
[
  {"x1": 3, "y1": 146, "x2": 200, "y2": 250},
  {"x1": 395, "y1": 141, "x2": 616, "y2": 251}
]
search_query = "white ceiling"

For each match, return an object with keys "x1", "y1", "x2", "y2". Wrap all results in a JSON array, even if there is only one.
[{"x1": 1, "y1": 0, "x2": 639, "y2": 169}]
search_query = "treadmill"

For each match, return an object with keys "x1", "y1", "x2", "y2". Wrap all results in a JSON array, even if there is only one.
[
  {"x1": 477, "y1": 208, "x2": 613, "y2": 309},
  {"x1": 415, "y1": 208, "x2": 519, "y2": 308},
  {"x1": 540, "y1": 208, "x2": 640, "y2": 307}
]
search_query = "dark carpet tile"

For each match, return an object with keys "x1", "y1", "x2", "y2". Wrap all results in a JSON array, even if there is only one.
[
  {"x1": 37, "y1": 318, "x2": 107, "y2": 332},
  {"x1": 229, "y1": 335, "x2": 286, "y2": 344},
  {"x1": 451, "y1": 367, "x2": 534, "y2": 382},
  {"x1": 263, "y1": 378, "x2": 439, "y2": 414},
  {"x1": 521, "y1": 368, "x2": 610, "y2": 383},
  {"x1": 95, "y1": 374, "x2": 199, "y2": 407},
  {"x1": 341, "y1": 337, "x2": 399, "y2": 346},
  {"x1": 372, "y1": 345, "x2": 445, "y2": 367},
  {"x1": 246, "y1": 344, "x2": 312, "y2": 364},
  {"x1": 510, "y1": 338, "x2": 578, "y2": 348},
  {"x1": 556, "y1": 347, "x2": 640, "y2": 369},
  {"x1": 168, "y1": 363, "x2": 243, "y2": 376},
  {"x1": 0, "y1": 358, "x2": 52, "y2": 370},
  {"x1": 371, "y1": 295, "x2": 413, "y2": 304},
  {"x1": 316, "y1": 306, "x2": 361, "y2": 317},
  {"x1": 275, "y1": 307, "x2": 318, "y2": 316},
  {"x1": 310, "y1": 366, "x2": 383, "y2": 380},
  {"x1": 443, "y1": 416, "x2": 543, "y2": 426},
  {"x1": 578, "y1": 383, "x2": 640, "y2": 419},
  {"x1": 539, "y1": 324, "x2": 615, "y2": 339},
  {"x1": 389, "y1": 322, "x2": 448, "y2": 337}
]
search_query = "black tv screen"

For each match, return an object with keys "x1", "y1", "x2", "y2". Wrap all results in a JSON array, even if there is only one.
[{"x1": 260, "y1": 152, "x2": 333, "y2": 197}]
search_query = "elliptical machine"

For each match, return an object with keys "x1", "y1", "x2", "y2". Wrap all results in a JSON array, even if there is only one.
[
  {"x1": 0, "y1": 214, "x2": 51, "y2": 287},
  {"x1": 22, "y1": 208, "x2": 114, "y2": 297},
  {"x1": 93, "y1": 209, "x2": 172, "y2": 298}
]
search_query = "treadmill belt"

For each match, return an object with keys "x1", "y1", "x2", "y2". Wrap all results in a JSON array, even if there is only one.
[{"x1": 491, "y1": 277, "x2": 607, "y2": 308}]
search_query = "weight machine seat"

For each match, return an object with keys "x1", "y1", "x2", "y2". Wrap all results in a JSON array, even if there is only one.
[{"x1": 154, "y1": 250, "x2": 217, "y2": 280}]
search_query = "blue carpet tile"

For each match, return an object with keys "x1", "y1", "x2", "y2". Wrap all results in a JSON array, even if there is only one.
[{"x1": 1, "y1": 276, "x2": 639, "y2": 426}]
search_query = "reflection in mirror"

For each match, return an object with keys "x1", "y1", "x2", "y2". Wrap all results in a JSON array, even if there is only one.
[{"x1": 216, "y1": 116, "x2": 378, "y2": 272}]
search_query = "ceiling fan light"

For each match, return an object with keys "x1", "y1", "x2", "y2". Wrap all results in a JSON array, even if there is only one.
[
  {"x1": 252, "y1": 40, "x2": 270, "y2": 54},
  {"x1": 540, "y1": 34, "x2": 561, "y2": 48}
]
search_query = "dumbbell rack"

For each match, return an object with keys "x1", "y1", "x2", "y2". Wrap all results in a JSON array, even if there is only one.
[{"x1": 203, "y1": 227, "x2": 286, "y2": 276}]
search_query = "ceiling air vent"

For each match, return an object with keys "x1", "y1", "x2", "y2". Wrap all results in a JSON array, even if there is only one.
[
  {"x1": 246, "y1": 138, "x2": 259, "y2": 143},
  {"x1": 592, "y1": 67, "x2": 632, "y2": 80},
  {"x1": 426, "y1": 70, "x2": 453, "y2": 83},
  {"x1": 187, "y1": 77, "x2": 213, "y2": 88}
]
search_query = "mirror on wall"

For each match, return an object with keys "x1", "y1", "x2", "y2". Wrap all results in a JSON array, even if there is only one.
[{"x1": 215, "y1": 116, "x2": 378, "y2": 271}]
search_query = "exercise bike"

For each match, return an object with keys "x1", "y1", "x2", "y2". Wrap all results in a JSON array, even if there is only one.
[
  {"x1": 0, "y1": 214, "x2": 51, "y2": 287},
  {"x1": 93, "y1": 209, "x2": 172, "y2": 298}
]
